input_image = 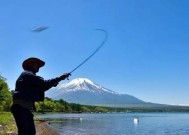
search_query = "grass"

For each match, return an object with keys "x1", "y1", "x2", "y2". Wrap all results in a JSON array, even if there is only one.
[{"x1": 0, "y1": 112, "x2": 17, "y2": 135}]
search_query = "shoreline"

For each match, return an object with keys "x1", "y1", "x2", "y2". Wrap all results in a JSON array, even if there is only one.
[
  {"x1": 35, "y1": 120, "x2": 60, "y2": 135},
  {"x1": 0, "y1": 120, "x2": 60, "y2": 135}
]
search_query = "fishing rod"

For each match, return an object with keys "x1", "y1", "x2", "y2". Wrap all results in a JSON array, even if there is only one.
[
  {"x1": 68, "y1": 29, "x2": 108, "y2": 76},
  {"x1": 31, "y1": 27, "x2": 108, "y2": 78}
]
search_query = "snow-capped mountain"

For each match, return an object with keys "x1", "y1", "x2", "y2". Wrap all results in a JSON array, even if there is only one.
[
  {"x1": 46, "y1": 78, "x2": 147, "y2": 107},
  {"x1": 56, "y1": 78, "x2": 118, "y2": 94}
]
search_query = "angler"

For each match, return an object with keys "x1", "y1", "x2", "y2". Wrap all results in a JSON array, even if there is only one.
[{"x1": 11, "y1": 57, "x2": 70, "y2": 135}]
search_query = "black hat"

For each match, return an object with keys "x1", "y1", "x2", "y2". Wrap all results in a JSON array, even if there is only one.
[{"x1": 22, "y1": 57, "x2": 45, "y2": 70}]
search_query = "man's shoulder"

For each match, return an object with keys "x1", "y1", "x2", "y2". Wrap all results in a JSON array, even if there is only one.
[
  {"x1": 21, "y1": 70, "x2": 44, "y2": 80},
  {"x1": 21, "y1": 70, "x2": 35, "y2": 76}
]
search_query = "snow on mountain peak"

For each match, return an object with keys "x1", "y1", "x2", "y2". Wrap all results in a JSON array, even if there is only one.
[
  {"x1": 57, "y1": 78, "x2": 118, "y2": 94},
  {"x1": 69, "y1": 78, "x2": 95, "y2": 86}
]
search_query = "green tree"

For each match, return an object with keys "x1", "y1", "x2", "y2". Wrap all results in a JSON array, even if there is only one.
[
  {"x1": 0, "y1": 76, "x2": 12, "y2": 111},
  {"x1": 54, "y1": 102, "x2": 66, "y2": 112},
  {"x1": 70, "y1": 103, "x2": 81, "y2": 112},
  {"x1": 37, "y1": 98, "x2": 56, "y2": 112},
  {"x1": 81, "y1": 106, "x2": 91, "y2": 112},
  {"x1": 35, "y1": 98, "x2": 70, "y2": 112},
  {"x1": 94, "y1": 107, "x2": 108, "y2": 113}
]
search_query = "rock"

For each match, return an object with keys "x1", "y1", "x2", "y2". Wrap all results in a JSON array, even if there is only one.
[
  {"x1": 0, "y1": 124, "x2": 4, "y2": 130},
  {"x1": 6, "y1": 131, "x2": 17, "y2": 135}
]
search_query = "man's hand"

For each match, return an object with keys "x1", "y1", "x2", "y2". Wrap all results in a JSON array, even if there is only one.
[{"x1": 59, "y1": 73, "x2": 71, "y2": 80}]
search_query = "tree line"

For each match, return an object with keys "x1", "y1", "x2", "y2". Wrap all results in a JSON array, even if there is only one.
[
  {"x1": 2, "y1": 75, "x2": 189, "y2": 113},
  {"x1": 35, "y1": 97, "x2": 113, "y2": 113}
]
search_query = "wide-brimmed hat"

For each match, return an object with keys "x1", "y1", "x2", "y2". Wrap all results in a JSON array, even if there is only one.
[{"x1": 22, "y1": 57, "x2": 45, "y2": 70}]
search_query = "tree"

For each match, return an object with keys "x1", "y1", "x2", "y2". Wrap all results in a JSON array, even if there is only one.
[
  {"x1": 81, "y1": 106, "x2": 91, "y2": 112},
  {"x1": 70, "y1": 103, "x2": 81, "y2": 112},
  {"x1": 94, "y1": 107, "x2": 108, "y2": 113},
  {"x1": 0, "y1": 76, "x2": 12, "y2": 111}
]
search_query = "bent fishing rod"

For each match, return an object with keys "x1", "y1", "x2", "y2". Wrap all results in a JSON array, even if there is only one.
[
  {"x1": 67, "y1": 29, "x2": 108, "y2": 78},
  {"x1": 31, "y1": 27, "x2": 108, "y2": 78}
]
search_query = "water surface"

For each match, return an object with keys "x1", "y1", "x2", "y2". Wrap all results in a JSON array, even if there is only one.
[{"x1": 38, "y1": 113, "x2": 189, "y2": 135}]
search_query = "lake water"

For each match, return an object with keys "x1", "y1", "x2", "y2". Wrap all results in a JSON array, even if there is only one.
[{"x1": 37, "y1": 113, "x2": 189, "y2": 135}]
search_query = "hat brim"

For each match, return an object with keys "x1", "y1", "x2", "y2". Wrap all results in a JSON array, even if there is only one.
[{"x1": 22, "y1": 57, "x2": 45, "y2": 70}]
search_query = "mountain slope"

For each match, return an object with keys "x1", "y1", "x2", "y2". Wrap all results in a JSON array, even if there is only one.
[{"x1": 46, "y1": 78, "x2": 149, "y2": 107}]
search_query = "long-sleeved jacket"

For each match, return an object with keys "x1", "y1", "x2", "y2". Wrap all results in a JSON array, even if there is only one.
[{"x1": 13, "y1": 70, "x2": 61, "y2": 102}]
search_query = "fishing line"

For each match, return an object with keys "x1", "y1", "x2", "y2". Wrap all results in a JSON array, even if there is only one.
[{"x1": 69, "y1": 29, "x2": 108, "y2": 74}]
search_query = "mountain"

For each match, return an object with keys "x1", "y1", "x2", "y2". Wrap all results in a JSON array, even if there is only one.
[{"x1": 46, "y1": 78, "x2": 165, "y2": 108}]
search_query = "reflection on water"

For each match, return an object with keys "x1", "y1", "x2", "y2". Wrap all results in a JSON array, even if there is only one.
[{"x1": 38, "y1": 113, "x2": 189, "y2": 135}]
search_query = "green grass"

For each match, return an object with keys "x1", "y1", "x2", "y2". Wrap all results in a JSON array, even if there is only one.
[{"x1": 0, "y1": 112, "x2": 17, "y2": 135}]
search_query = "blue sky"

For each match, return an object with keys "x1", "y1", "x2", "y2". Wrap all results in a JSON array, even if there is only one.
[{"x1": 0, "y1": 0, "x2": 189, "y2": 105}]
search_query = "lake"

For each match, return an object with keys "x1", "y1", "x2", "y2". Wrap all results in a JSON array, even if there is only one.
[{"x1": 37, "y1": 113, "x2": 189, "y2": 135}]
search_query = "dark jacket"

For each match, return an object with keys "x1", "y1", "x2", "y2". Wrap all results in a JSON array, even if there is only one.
[{"x1": 13, "y1": 70, "x2": 61, "y2": 102}]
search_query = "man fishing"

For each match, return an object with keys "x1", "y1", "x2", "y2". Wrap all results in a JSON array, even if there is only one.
[{"x1": 11, "y1": 57, "x2": 71, "y2": 135}]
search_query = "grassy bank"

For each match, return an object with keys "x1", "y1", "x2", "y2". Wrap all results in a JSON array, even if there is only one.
[{"x1": 0, "y1": 112, "x2": 17, "y2": 135}]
